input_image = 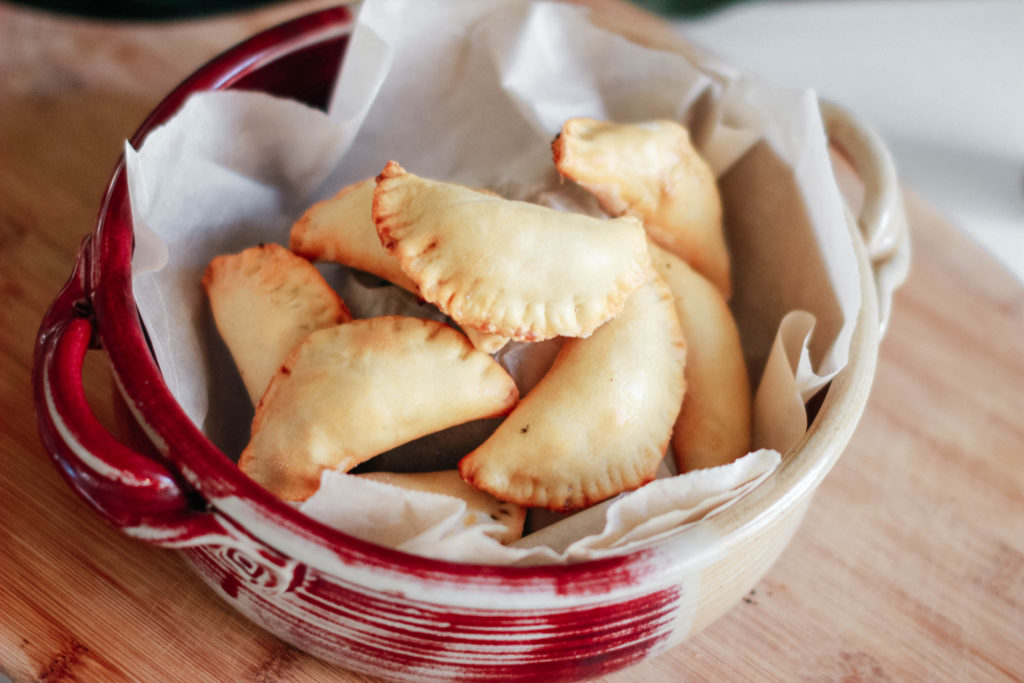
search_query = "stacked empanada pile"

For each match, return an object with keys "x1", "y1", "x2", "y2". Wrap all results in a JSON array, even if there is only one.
[{"x1": 203, "y1": 118, "x2": 751, "y2": 545}]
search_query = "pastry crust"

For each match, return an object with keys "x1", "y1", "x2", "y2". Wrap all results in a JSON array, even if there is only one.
[
  {"x1": 553, "y1": 117, "x2": 731, "y2": 298},
  {"x1": 202, "y1": 243, "x2": 351, "y2": 404},
  {"x1": 373, "y1": 161, "x2": 650, "y2": 342},
  {"x1": 459, "y1": 272, "x2": 686, "y2": 512},
  {"x1": 648, "y1": 241, "x2": 751, "y2": 471},
  {"x1": 290, "y1": 177, "x2": 421, "y2": 293},
  {"x1": 462, "y1": 327, "x2": 513, "y2": 354},
  {"x1": 291, "y1": 176, "x2": 511, "y2": 354},
  {"x1": 239, "y1": 316, "x2": 519, "y2": 501}
]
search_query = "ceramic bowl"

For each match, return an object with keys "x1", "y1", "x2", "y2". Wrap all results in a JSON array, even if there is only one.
[{"x1": 33, "y1": 7, "x2": 909, "y2": 681}]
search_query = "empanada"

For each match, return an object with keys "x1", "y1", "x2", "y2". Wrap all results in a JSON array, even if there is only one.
[
  {"x1": 291, "y1": 176, "x2": 511, "y2": 354},
  {"x1": 459, "y1": 272, "x2": 686, "y2": 512},
  {"x1": 357, "y1": 470, "x2": 526, "y2": 543},
  {"x1": 373, "y1": 161, "x2": 650, "y2": 342},
  {"x1": 290, "y1": 177, "x2": 421, "y2": 293},
  {"x1": 202, "y1": 243, "x2": 351, "y2": 405},
  {"x1": 553, "y1": 117, "x2": 731, "y2": 298},
  {"x1": 648, "y1": 241, "x2": 751, "y2": 471},
  {"x1": 462, "y1": 327, "x2": 511, "y2": 354},
  {"x1": 240, "y1": 316, "x2": 519, "y2": 501}
]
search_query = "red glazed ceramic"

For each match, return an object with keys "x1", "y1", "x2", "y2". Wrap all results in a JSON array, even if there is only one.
[{"x1": 33, "y1": 8, "x2": 909, "y2": 682}]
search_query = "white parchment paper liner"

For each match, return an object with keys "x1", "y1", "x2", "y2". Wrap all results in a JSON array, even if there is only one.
[{"x1": 126, "y1": 0, "x2": 858, "y2": 566}]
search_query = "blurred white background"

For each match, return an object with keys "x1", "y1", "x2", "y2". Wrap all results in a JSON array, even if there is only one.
[{"x1": 676, "y1": 0, "x2": 1024, "y2": 283}]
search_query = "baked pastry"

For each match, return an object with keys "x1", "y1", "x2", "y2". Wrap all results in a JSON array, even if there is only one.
[
  {"x1": 291, "y1": 176, "x2": 511, "y2": 354},
  {"x1": 462, "y1": 327, "x2": 513, "y2": 354},
  {"x1": 553, "y1": 117, "x2": 731, "y2": 298},
  {"x1": 240, "y1": 316, "x2": 519, "y2": 501},
  {"x1": 201, "y1": 243, "x2": 351, "y2": 404},
  {"x1": 458, "y1": 272, "x2": 686, "y2": 511},
  {"x1": 373, "y1": 161, "x2": 650, "y2": 342},
  {"x1": 648, "y1": 240, "x2": 751, "y2": 471},
  {"x1": 290, "y1": 177, "x2": 421, "y2": 293}
]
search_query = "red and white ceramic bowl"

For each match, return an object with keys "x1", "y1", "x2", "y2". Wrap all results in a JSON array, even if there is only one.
[{"x1": 33, "y1": 7, "x2": 909, "y2": 681}]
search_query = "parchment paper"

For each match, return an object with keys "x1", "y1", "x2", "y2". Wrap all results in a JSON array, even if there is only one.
[{"x1": 126, "y1": 0, "x2": 858, "y2": 565}]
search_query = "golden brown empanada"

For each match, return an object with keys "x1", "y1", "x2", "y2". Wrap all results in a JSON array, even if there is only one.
[
  {"x1": 290, "y1": 177, "x2": 421, "y2": 293},
  {"x1": 648, "y1": 241, "x2": 751, "y2": 471},
  {"x1": 357, "y1": 470, "x2": 526, "y2": 543},
  {"x1": 202, "y1": 243, "x2": 351, "y2": 405},
  {"x1": 373, "y1": 161, "x2": 650, "y2": 342},
  {"x1": 291, "y1": 176, "x2": 511, "y2": 354},
  {"x1": 553, "y1": 117, "x2": 731, "y2": 298},
  {"x1": 240, "y1": 316, "x2": 519, "y2": 501},
  {"x1": 458, "y1": 272, "x2": 686, "y2": 512}
]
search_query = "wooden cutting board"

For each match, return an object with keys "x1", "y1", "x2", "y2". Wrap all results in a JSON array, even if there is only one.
[{"x1": 2, "y1": 1, "x2": 1022, "y2": 680}]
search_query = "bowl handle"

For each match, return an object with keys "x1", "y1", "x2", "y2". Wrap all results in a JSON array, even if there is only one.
[
  {"x1": 34, "y1": 236, "x2": 225, "y2": 546},
  {"x1": 820, "y1": 99, "x2": 912, "y2": 335}
]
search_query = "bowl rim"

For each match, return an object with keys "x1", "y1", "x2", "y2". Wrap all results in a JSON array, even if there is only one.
[{"x1": 85, "y1": 5, "x2": 881, "y2": 594}]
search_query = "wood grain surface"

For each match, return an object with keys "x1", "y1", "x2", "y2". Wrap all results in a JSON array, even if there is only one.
[{"x1": 2, "y1": 1, "x2": 1022, "y2": 681}]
